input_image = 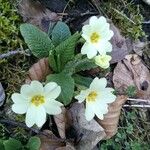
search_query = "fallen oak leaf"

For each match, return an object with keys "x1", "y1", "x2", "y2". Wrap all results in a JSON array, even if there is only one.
[
  {"x1": 66, "y1": 102, "x2": 106, "y2": 150},
  {"x1": 18, "y1": 0, "x2": 62, "y2": 32},
  {"x1": 96, "y1": 95, "x2": 127, "y2": 139},
  {"x1": 25, "y1": 58, "x2": 51, "y2": 84},
  {"x1": 113, "y1": 54, "x2": 150, "y2": 100},
  {"x1": 39, "y1": 130, "x2": 65, "y2": 150}
]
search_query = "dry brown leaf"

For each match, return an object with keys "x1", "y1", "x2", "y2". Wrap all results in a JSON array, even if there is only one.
[
  {"x1": 55, "y1": 142, "x2": 76, "y2": 150},
  {"x1": 96, "y1": 95, "x2": 127, "y2": 139},
  {"x1": 110, "y1": 23, "x2": 131, "y2": 64},
  {"x1": 67, "y1": 103, "x2": 106, "y2": 150},
  {"x1": 18, "y1": 0, "x2": 62, "y2": 32},
  {"x1": 39, "y1": 130, "x2": 65, "y2": 150},
  {"x1": 54, "y1": 107, "x2": 66, "y2": 139},
  {"x1": 113, "y1": 54, "x2": 150, "y2": 99},
  {"x1": 25, "y1": 58, "x2": 51, "y2": 83}
]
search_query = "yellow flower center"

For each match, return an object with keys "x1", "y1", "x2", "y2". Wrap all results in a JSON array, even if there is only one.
[
  {"x1": 87, "y1": 91, "x2": 98, "y2": 102},
  {"x1": 90, "y1": 32, "x2": 100, "y2": 43},
  {"x1": 31, "y1": 95, "x2": 45, "y2": 106}
]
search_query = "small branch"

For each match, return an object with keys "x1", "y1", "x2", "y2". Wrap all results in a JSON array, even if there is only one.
[
  {"x1": 0, "y1": 119, "x2": 55, "y2": 138},
  {"x1": 127, "y1": 98, "x2": 150, "y2": 104},
  {"x1": 142, "y1": 20, "x2": 150, "y2": 24},
  {"x1": 123, "y1": 104, "x2": 150, "y2": 108},
  {"x1": 57, "y1": 11, "x2": 98, "y2": 17},
  {"x1": 0, "y1": 49, "x2": 27, "y2": 59}
]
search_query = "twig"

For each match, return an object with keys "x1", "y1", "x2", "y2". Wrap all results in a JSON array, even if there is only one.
[
  {"x1": 91, "y1": 0, "x2": 108, "y2": 18},
  {"x1": 0, "y1": 119, "x2": 55, "y2": 138},
  {"x1": 0, "y1": 49, "x2": 25, "y2": 59},
  {"x1": 57, "y1": 11, "x2": 98, "y2": 17},
  {"x1": 142, "y1": 20, "x2": 150, "y2": 24},
  {"x1": 123, "y1": 104, "x2": 150, "y2": 108},
  {"x1": 127, "y1": 98, "x2": 150, "y2": 104}
]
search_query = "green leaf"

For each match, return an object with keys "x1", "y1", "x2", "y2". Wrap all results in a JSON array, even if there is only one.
[
  {"x1": 75, "y1": 58, "x2": 97, "y2": 73},
  {"x1": 0, "y1": 140, "x2": 4, "y2": 150},
  {"x1": 52, "y1": 21, "x2": 71, "y2": 46},
  {"x1": 55, "y1": 32, "x2": 80, "y2": 71},
  {"x1": 3, "y1": 138, "x2": 22, "y2": 150},
  {"x1": 48, "y1": 22, "x2": 55, "y2": 37},
  {"x1": 20, "y1": 23, "x2": 54, "y2": 58},
  {"x1": 26, "y1": 137, "x2": 41, "y2": 150},
  {"x1": 73, "y1": 74, "x2": 92, "y2": 88},
  {"x1": 48, "y1": 50, "x2": 58, "y2": 72},
  {"x1": 63, "y1": 55, "x2": 97, "y2": 75},
  {"x1": 46, "y1": 73, "x2": 74, "y2": 105}
]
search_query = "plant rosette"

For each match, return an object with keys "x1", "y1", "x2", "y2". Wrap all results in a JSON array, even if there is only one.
[{"x1": 11, "y1": 16, "x2": 127, "y2": 142}]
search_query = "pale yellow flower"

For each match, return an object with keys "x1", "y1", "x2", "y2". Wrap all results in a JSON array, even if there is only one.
[
  {"x1": 75, "y1": 77, "x2": 116, "y2": 121},
  {"x1": 95, "y1": 54, "x2": 111, "y2": 69},
  {"x1": 12, "y1": 81, "x2": 63, "y2": 127},
  {"x1": 81, "y1": 16, "x2": 113, "y2": 59}
]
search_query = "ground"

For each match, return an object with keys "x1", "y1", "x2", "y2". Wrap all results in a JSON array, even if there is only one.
[{"x1": 0, "y1": 0, "x2": 150, "y2": 149}]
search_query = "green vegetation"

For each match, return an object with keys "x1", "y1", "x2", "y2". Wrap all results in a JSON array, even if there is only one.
[
  {"x1": 0, "y1": 0, "x2": 149, "y2": 149},
  {"x1": 0, "y1": 136, "x2": 41, "y2": 150},
  {"x1": 101, "y1": 0, "x2": 145, "y2": 40},
  {"x1": 100, "y1": 110, "x2": 150, "y2": 150},
  {"x1": 0, "y1": 0, "x2": 23, "y2": 53}
]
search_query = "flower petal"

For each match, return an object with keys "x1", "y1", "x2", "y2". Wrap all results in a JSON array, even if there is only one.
[
  {"x1": 44, "y1": 82, "x2": 61, "y2": 99},
  {"x1": 81, "y1": 42, "x2": 97, "y2": 59},
  {"x1": 12, "y1": 103, "x2": 29, "y2": 114},
  {"x1": 101, "y1": 91, "x2": 116, "y2": 103},
  {"x1": 75, "y1": 89, "x2": 90, "y2": 103},
  {"x1": 44, "y1": 100, "x2": 62, "y2": 115},
  {"x1": 36, "y1": 106, "x2": 46, "y2": 127},
  {"x1": 97, "y1": 41, "x2": 112, "y2": 55},
  {"x1": 30, "y1": 80, "x2": 44, "y2": 93},
  {"x1": 85, "y1": 103, "x2": 95, "y2": 121},
  {"x1": 95, "y1": 100, "x2": 108, "y2": 116},
  {"x1": 25, "y1": 106, "x2": 36, "y2": 127},
  {"x1": 89, "y1": 16, "x2": 98, "y2": 26},
  {"x1": 11, "y1": 93, "x2": 29, "y2": 104},
  {"x1": 21, "y1": 84, "x2": 33, "y2": 98},
  {"x1": 90, "y1": 77, "x2": 107, "y2": 90}
]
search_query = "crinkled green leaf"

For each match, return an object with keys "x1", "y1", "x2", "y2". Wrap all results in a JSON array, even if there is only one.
[
  {"x1": 63, "y1": 55, "x2": 97, "y2": 75},
  {"x1": 75, "y1": 58, "x2": 97, "y2": 73},
  {"x1": 73, "y1": 74, "x2": 92, "y2": 88},
  {"x1": 55, "y1": 32, "x2": 80, "y2": 71},
  {"x1": 3, "y1": 138, "x2": 22, "y2": 150},
  {"x1": 20, "y1": 23, "x2": 54, "y2": 58},
  {"x1": 52, "y1": 21, "x2": 71, "y2": 46},
  {"x1": 48, "y1": 50, "x2": 58, "y2": 72},
  {"x1": 46, "y1": 72, "x2": 74, "y2": 105},
  {"x1": 26, "y1": 136, "x2": 41, "y2": 150},
  {"x1": 0, "y1": 140, "x2": 4, "y2": 150}
]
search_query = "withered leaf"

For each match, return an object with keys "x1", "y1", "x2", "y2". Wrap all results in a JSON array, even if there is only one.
[
  {"x1": 54, "y1": 107, "x2": 66, "y2": 139},
  {"x1": 18, "y1": 0, "x2": 61, "y2": 32},
  {"x1": 113, "y1": 54, "x2": 150, "y2": 99},
  {"x1": 96, "y1": 95, "x2": 127, "y2": 139},
  {"x1": 26, "y1": 58, "x2": 51, "y2": 84}
]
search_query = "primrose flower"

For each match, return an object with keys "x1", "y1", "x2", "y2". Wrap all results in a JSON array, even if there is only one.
[
  {"x1": 95, "y1": 54, "x2": 111, "y2": 69},
  {"x1": 75, "y1": 77, "x2": 116, "y2": 121},
  {"x1": 11, "y1": 81, "x2": 63, "y2": 128},
  {"x1": 81, "y1": 16, "x2": 113, "y2": 59}
]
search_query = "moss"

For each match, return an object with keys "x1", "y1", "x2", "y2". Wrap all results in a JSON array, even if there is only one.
[
  {"x1": 0, "y1": 0, "x2": 23, "y2": 53},
  {"x1": 101, "y1": 0, "x2": 145, "y2": 40}
]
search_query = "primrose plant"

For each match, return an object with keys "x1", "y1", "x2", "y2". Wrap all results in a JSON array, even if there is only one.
[{"x1": 11, "y1": 16, "x2": 116, "y2": 127}]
